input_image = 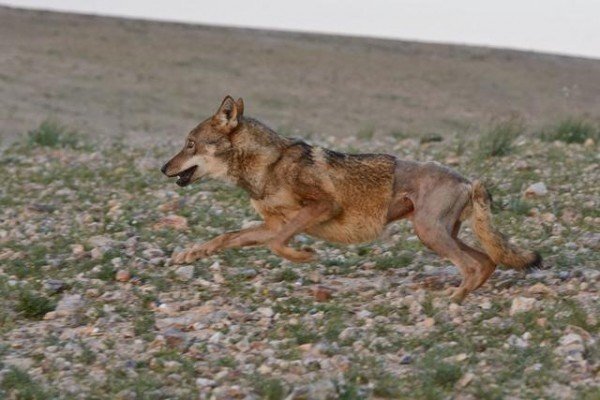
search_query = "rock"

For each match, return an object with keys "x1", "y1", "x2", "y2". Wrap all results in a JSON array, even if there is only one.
[
  {"x1": 257, "y1": 307, "x2": 274, "y2": 318},
  {"x1": 153, "y1": 215, "x2": 188, "y2": 231},
  {"x1": 312, "y1": 285, "x2": 334, "y2": 302},
  {"x1": 339, "y1": 327, "x2": 360, "y2": 342},
  {"x1": 526, "y1": 283, "x2": 556, "y2": 297},
  {"x1": 3, "y1": 356, "x2": 34, "y2": 370},
  {"x1": 236, "y1": 268, "x2": 257, "y2": 279},
  {"x1": 142, "y1": 248, "x2": 165, "y2": 259},
  {"x1": 524, "y1": 182, "x2": 548, "y2": 198},
  {"x1": 87, "y1": 235, "x2": 116, "y2": 249},
  {"x1": 175, "y1": 265, "x2": 194, "y2": 282},
  {"x1": 308, "y1": 270, "x2": 322, "y2": 283},
  {"x1": 479, "y1": 300, "x2": 492, "y2": 310},
  {"x1": 400, "y1": 354, "x2": 413, "y2": 364},
  {"x1": 555, "y1": 333, "x2": 585, "y2": 362},
  {"x1": 456, "y1": 372, "x2": 475, "y2": 388},
  {"x1": 52, "y1": 294, "x2": 85, "y2": 318},
  {"x1": 163, "y1": 328, "x2": 189, "y2": 350},
  {"x1": 287, "y1": 379, "x2": 336, "y2": 400},
  {"x1": 208, "y1": 332, "x2": 223, "y2": 344},
  {"x1": 115, "y1": 270, "x2": 131, "y2": 282},
  {"x1": 419, "y1": 317, "x2": 435, "y2": 328},
  {"x1": 196, "y1": 377, "x2": 217, "y2": 387},
  {"x1": 509, "y1": 297, "x2": 536, "y2": 316},
  {"x1": 514, "y1": 160, "x2": 530, "y2": 170},
  {"x1": 43, "y1": 279, "x2": 67, "y2": 294},
  {"x1": 71, "y1": 244, "x2": 85, "y2": 257},
  {"x1": 90, "y1": 247, "x2": 104, "y2": 260}
]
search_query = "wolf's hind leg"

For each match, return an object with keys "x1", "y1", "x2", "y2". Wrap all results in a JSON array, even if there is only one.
[{"x1": 172, "y1": 224, "x2": 274, "y2": 264}]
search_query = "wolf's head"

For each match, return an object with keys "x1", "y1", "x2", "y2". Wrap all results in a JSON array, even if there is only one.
[{"x1": 161, "y1": 96, "x2": 244, "y2": 186}]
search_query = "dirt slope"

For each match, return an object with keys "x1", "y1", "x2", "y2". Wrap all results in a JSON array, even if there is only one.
[{"x1": 1, "y1": 6, "x2": 600, "y2": 145}]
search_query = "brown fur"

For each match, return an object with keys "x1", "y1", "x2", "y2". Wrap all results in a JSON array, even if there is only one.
[{"x1": 162, "y1": 96, "x2": 542, "y2": 302}]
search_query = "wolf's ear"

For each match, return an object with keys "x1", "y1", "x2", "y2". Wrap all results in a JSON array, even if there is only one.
[
  {"x1": 236, "y1": 98, "x2": 244, "y2": 117},
  {"x1": 215, "y1": 95, "x2": 241, "y2": 131}
]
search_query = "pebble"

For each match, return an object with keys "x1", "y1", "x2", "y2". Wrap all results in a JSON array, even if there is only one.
[
  {"x1": 153, "y1": 215, "x2": 189, "y2": 231},
  {"x1": 196, "y1": 378, "x2": 217, "y2": 387},
  {"x1": 163, "y1": 328, "x2": 189, "y2": 350},
  {"x1": 43, "y1": 279, "x2": 67, "y2": 293},
  {"x1": 526, "y1": 282, "x2": 556, "y2": 297},
  {"x1": 312, "y1": 285, "x2": 334, "y2": 302},
  {"x1": 175, "y1": 265, "x2": 194, "y2": 281},
  {"x1": 524, "y1": 182, "x2": 548, "y2": 197},
  {"x1": 509, "y1": 297, "x2": 537, "y2": 316},
  {"x1": 257, "y1": 307, "x2": 274, "y2": 318},
  {"x1": 115, "y1": 269, "x2": 131, "y2": 282}
]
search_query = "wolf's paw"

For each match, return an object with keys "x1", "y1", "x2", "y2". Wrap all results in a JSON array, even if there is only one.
[
  {"x1": 447, "y1": 287, "x2": 467, "y2": 304},
  {"x1": 171, "y1": 246, "x2": 209, "y2": 264},
  {"x1": 270, "y1": 243, "x2": 316, "y2": 263}
]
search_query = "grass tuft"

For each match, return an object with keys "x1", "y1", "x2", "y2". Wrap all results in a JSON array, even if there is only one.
[
  {"x1": 16, "y1": 291, "x2": 55, "y2": 319},
  {"x1": 254, "y1": 377, "x2": 287, "y2": 400},
  {"x1": 540, "y1": 118, "x2": 599, "y2": 144},
  {"x1": 478, "y1": 117, "x2": 525, "y2": 158},
  {"x1": 27, "y1": 119, "x2": 80, "y2": 148},
  {"x1": 0, "y1": 367, "x2": 52, "y2": 400}
]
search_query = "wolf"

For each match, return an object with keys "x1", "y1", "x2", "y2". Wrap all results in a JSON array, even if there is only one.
[{"x1": 161, "y1": 96, "x2": 541, "y2": 302}]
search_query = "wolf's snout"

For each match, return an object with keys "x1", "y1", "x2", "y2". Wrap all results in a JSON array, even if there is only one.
[{"x1": 161, "y1": 163, "x2": 169, "y2": 175}]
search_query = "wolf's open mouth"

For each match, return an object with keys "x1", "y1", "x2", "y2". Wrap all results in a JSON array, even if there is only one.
[{"x1": 176, "y1": 166, "x2": 197, "y2": 187}]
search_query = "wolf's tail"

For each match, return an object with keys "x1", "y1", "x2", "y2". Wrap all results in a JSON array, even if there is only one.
[{"x1": 470, "y1": 180, "x2": 542, "y2": 270}]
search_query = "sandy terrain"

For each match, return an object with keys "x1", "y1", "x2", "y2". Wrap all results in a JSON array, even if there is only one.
[{"x1": 1, "y1": 6, "x2": 600, "y2": 146}]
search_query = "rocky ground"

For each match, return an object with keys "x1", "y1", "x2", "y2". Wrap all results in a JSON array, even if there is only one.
[{"x1": 0, "y1": 121, "x2": 598, "y2": 399}]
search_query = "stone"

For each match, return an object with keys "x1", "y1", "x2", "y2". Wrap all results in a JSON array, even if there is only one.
[
  {"x1": 52, "y1": 294, "x2": 85, "y2": 318},
  {"x1": 43, "y1": 279, "x2": 67, "y2": 294},
  {"x1": 509, "y1": 297, "x2": 536, "y2": 316},
  {"x1": 163, "y1": 328, "x2": 189, "y2": 350},
  {"x1": 153, "y1": 215, "x2": 188, "y2": 231},
  {"x1": 236, "y1": 268, "x2": 258, "y2": 279},
  {"x1": 115, "y1": 269, "x2": 131, "y2": 282},
  {"x1": 526, "y1": 282, "x2": 556, "y2": 297},
  {"x1": 456, "y1": 372, "x2": 475, "y2": 388},
  {"x1": 524, "y1": 182, "x2": 548, "y2": 197},
  {"x1": 196, "y1": 377, "x2": 217, "y2": 387},
  {"x1": 400, "y1": 354, "x2": 413, "y2": 364},
  {"x1": 175, "y1": 265, "x2": 194, "y2": 282},
  {"x1": 257, "y1": 307, "x2": 274, "y2": 318},
  {"x1": 312, "y1": 285, "x2": 334, "y2": 302},
  {"x1": 288, "y1": 379, "x2": 336, "y2": 400}
]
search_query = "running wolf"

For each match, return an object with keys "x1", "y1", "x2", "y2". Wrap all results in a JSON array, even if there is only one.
[{"x1": 161, "y1": 96, "x2": 541, "y2": 302}]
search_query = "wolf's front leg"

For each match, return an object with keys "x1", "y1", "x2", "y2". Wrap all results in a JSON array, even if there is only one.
[{"x1": 171, "y1": 224, "x2": 274, "y2": 264}]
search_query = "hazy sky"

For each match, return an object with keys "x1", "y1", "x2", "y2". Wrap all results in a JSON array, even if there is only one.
[{"x1": 4, "y1": 0, "x2": 600, "y2": 59}]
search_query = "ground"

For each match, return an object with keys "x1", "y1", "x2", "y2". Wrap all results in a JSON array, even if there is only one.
[
  {"x1": 0, "y1": 119, "x2": 598, "y2": 399},
  {"x1": 1, "y1": 6, "x2": 599, "y2": 400}
]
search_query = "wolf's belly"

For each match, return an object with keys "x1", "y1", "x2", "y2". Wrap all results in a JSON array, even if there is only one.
[{"x1": 305, "y1": 213, "x2": 386, "y2": 244}]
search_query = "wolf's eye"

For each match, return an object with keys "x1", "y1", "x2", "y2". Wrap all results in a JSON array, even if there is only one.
[{"x1": 187, "y1": 140, "x2": 194, "y2": 149}]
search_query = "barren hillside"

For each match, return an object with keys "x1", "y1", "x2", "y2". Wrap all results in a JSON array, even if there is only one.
[{"x1": 1, "y1": 6, "x2": 600, "y2": 145}]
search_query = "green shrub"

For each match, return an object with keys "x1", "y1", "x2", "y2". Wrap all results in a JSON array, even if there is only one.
[
  {"x1": 478, "y1": 117, "x2": 525, "y2": 158},
  {"x1": 254, "y1": 377, "x2": 287, "y2": 400},
  {"x1": 16, "y1": 291, "x2": 55, "y2": 319},
  {"x1": 540, "y1": 118, "x2": 599, "y2": 144},
  {"x1": 27, "y1": 119, "x2": 80, "y2": 148},
  {"x1": 0, "y1": 367, "x2": 51, "y2": 400}
]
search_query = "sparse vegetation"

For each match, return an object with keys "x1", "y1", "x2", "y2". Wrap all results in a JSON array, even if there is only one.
[
  {"x1": 540, "y1": 117, "x2": 599, "y2": 144},
  {"x1": 0, "y1": 118, "x2": 598, "y2": 399},
  {"x1": 0, "y1": 367, "x2": 53, "y2": 400},
  {"x1": 27, "y1": 119, "x2": 80, "y2": 148},
  {"x1": 477, "y1": 117, "x2": 525, "y2": 158},
  {"x1": 15, "y1": 291, "x2": 55, "y2": 320}
]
